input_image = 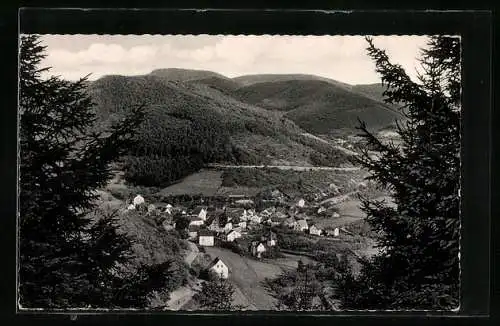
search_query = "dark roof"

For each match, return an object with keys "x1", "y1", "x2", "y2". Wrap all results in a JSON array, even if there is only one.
[
  {"x1": 189, "y1": 216, "x2": 203, "y2": 221},
  {"x1": 198, "y1": 229, "x2": 214, "y2": 237},
  {"x1": 205, "y1": 213, "x2": 219, "y2": 226},
  {"x1": 188, "y1": 225, "x2": 201, "y2": 232},
  {"x1": 208, "y1": 257, "x2": 225, "y2": 269},
  {"x1": 192, "y1": 206, "x2": 208, "y2": 214}
]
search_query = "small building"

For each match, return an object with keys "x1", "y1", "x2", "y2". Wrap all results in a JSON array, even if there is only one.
[
  {"x1": 265, "y1": 216, "x2": 281, "y2": 227},
  {"x1": 332, "y1": 212, "x2": 340, "y2": 218},
  {"x1": 260, "y1": 208, "x2": 273, "y2": 218},
  {"x1": 227, "y1": 208, "x2": 245, "y2": 221},
  {"x1": 265, "y1": 232, "x2": 278, "y2": 247},
  {"x1": 133, "y1": 194, "x2": 145, "y2": 206},
  {"x1": 198, "y1": 230, "x2": 215, "y2": 247},
  {"x1": 294, "y1": 219, "x2": 309, "y2": 232},
  {"x1": 317, "y1": 206, "x2": 326, "y2": 214},
  {"x1": 249, "y1": 214, "x2": 263, "y2": 224},
  {"x1": 297, "y1": 198, "x2": 306, "y2": 208},
  {"x1": 208, "y1": 257, "x2": 229, "y2": 279},
  {"x1": 225, "y1": 230, "x2": 242, "y2": 242},
  {"x1": 284, "y1": 217, "x2": 296, "y2": 228},
  {"x1": 309, "y1": 225, "x2": 322, "y2": 236},
  {"x1": 188, "y1": 225, "x2": 200, "y2": 239},
  {"x1": 147, "y1": 204, "x2": 156, "y2": 214},
  {"x1": 251, "y1": 241, "x2": 267, "y2": 258},
  {"x1": 237, "y1": 220, "x2": 247, "y2": 229},
  {"x1": 235, "y1": 199, "x2": 254, "y2": 206},
  {"x1": 127, "y1": 204, "x2": 136, "y2": 210},
  {"x1": 164, "y1": 204, "x2": 173, "y2": 214},
  {"x1": 274, "y1": 210, "x2": 287, "y2": 219},
  {"x1": 192, "y1": 206, "x2": 208, "y2": 221},
  {"x1": 189, "y1": 217, "x2": 205, "y2": 227},
  {"x1": 223, "y1": 222, "x2": 233, "y2": 232},
  {"x1": 162, "y1": 220, "x2": 175, "y2": 232},
  {"x1": 326, "y1": 227, "x2": 340, "y2": 237},
  {"x1": 207, "y1": 215, "x2": 224, "y2": 233}
]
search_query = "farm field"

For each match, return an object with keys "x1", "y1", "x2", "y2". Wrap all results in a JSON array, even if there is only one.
[
  {"x1": 203, "y1": 247, "x2": 310, "y2": 310},
  {"x1": 313, "y1": 197, "x2": 365, "y2": 229},
  {"x1": 158, "y1": 169, "x2": 223, "y2": 196}
]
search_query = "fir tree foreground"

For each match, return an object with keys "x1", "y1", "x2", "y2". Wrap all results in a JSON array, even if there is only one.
[
  {"x1": 193, "y1": 275, "x2": 242, "y2": 310},
  {"x1": 19, "y1": 35, "x2": 174, "y2": 309},
  {"x1": 334, "y1": 36, "x2": 461, "y2": 310}
]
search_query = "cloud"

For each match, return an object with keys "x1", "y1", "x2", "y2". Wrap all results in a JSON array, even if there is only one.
[{"x1": 40, "y1": 35, "x2": 430, "y2": 84}]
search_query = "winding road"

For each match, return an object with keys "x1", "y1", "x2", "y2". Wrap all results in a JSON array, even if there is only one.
[{"x1": 207, "y1": 164, "x2": 360, "y2": 172}]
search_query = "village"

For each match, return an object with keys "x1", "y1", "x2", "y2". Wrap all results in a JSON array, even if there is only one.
[{"x1": 124, "y1": 187, "x2": 358, "y2": 283}]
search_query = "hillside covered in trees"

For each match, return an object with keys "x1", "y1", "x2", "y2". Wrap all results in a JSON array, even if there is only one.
[{"x1": 88, "y1": 72, "x2": 365, "y2": 187}]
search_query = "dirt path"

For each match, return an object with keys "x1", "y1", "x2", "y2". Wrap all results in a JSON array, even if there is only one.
[
  {"x1": 184, "y1": 241, "x2": 199, "y2": 266},
  {"x1": 166, "y1": 286, "x2": 195, "y2": 310}
]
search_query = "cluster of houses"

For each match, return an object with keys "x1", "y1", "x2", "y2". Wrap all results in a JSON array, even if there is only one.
[{"x1": 126, "y1": 193, "x2": 343, "y2": 251}]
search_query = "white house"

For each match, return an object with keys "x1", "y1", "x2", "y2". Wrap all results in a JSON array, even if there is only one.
[
  {"x1": 260, "y1": 209, "x2": 273, "y2": 218},
  {"x1": 147, "y1": 204, "x2": 156, "y2": 213},
  {"x1": 127, "y1": 204, "x2": 136, "y2": 210},
  {"x1": 189, "y1": 217, "x2": 205, "y2": 227},
  {"x1": 255, "y1": 243, "x2": 266, "y2": 258},
  {"x1": 198, "y1": 231, "x2": 215, "y2": 246},
  {"x1": 164, "y1": 204, "x2": 173, "y2": 214},
  {"x1": 208, "y1": 257, "x2": 229, "y2": 279},
  {"x1": 251, "y1": 241, "x2": 267, "y2": 258},
  {"x1": 333, "y1": 227, "x2": 340, "y2": 237},
  {"x1": 332, "y1": 212, "x2": 340, "y2": 218},
  {"x1": 162, "y1": 220, "x2": 175, "y2": 232},
  {"x1": 235, "y1": 199, "x2": 254, "y2": 206},
  {"x1": 309, "y1": 225, "x2": 322, "y2": 236},
  {"x1": 188, "y1": 225, "x2": 200, "y2": 239},
  {"x1": 297, "y1": 198, "x2": 305, "y2": 208},
  {"x1": 284, "y1": 217, "x2": 296, "y2": 228},
  {"x1": 226, "y1": 230, "x2": 242, "y2": 242},
  {"x1": 223, "y1": 222, "x2": 233, "y2": 232},
  {"x1": 133, "y1": 195, "x2": 145, "y2": 206},
  {"x1": 207, "y1": 215, "x2": 223, "y2": 233},
  {"x1": 317, "y1": 206, "x2": 326, "y2": 214},
  {"x1": 294, "y1": 219, "x2": 309, "y2": 232},
  {"x1": 249, "y1": 214, "x2": 263, "y2": 224},
  {"x1": 192, "y1": 206, "x2": 208, "y2": 221},
  {"x1": 266, "y1": 232, "x2": 278, "y2": 247}
]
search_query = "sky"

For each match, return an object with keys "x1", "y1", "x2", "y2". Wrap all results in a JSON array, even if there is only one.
[{"x1": 37, "y1": 35, "x2": 430, "y2": 85}]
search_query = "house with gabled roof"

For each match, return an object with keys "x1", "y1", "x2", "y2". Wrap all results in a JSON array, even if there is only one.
[
  {"x1": 309, "y1": 225, "x2": 322, "y2": 236},
  {"x1": 284, "y1": 217, "x2": 296, "y2": 228},
  {"x1": 191, "y1": 206, "x2": 208, "y2": 221},
  {"x1": 188, "y1": 225, "x2": 201, "y2": 239},
  {"x1": 189, "y1": 216, "x2": 205, "y2": 227},
  {"x1": 250, "y1": 241, "x2": 267, "y2": 259},
  {"x1": 208, "y1": 257, "x2": 229, "y2": 279},
  {"x1": 263, "y1": 231, "x2": 278, "y2": 247},
  {"x1": 294, "y1": 219, "x2": 309, "y2": 232},
  {"x1": 225, "y1": 229, "x2": 242, "y2": 242}
]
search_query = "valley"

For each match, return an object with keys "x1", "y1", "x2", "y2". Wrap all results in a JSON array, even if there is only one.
[{"x1": 90, "y1": 68, "x2": 400, "y2": 310}]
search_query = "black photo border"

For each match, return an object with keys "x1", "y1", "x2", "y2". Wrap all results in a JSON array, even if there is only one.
[{"x1": 0, "y1": 4, "x2": 494, "y2": 326}]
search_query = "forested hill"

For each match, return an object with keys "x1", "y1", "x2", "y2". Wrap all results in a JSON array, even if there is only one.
[
  {"x1": 234, "y1": 79, "x2": 402, "y2": 134},
  {"x1": 88, "y1": 72, "x2": 352, "y2": 187}
]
